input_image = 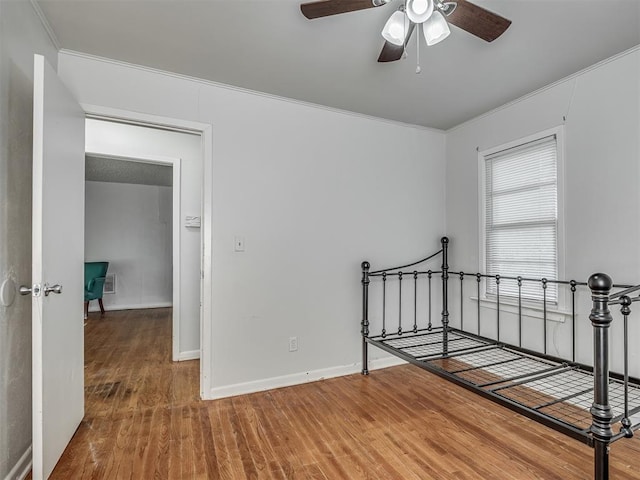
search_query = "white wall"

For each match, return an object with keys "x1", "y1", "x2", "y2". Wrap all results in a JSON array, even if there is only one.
[
  {"x1": 85, "y1": 119, "x2": 202, "y2": 356},
  {"x1": 58, "y1": 51, "x2": 447, "y2": 396},
  {"x1": 0, "y1": 1, "x2": 59, "y2": 478},
  {"x1": 445, "y1": 48, "x2": 640, "y2": 375},
  {"x1": 85, "y1": 180, "x2": 173, "y2": 310}
]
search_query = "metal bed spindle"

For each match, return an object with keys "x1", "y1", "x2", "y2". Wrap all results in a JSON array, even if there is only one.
[
  {"x1": 496, "y1": 275, "x2": 500, "y2": 342},
  {"x1": 588, "y1": 274, "x2": 614, "y2": 480},
  {"x1": 542, "y1": 278, "x2": 548, "y2": 355},
  {"x1": 571, "y1": 280, "x2": 577, "y2": 363},
  {"x1": 413, "y1": 272, "x2": 418, "y2": 333},
  {"x1": 476, "y1": 273, "x2": 481, "y2": 335},
  {"x1": 382, "y1": 272, "x2": 387, "y2": 338},
  {"x1": 517, "y1": 276, "x2": 522, "y2": 348},
  {"x1": 428, "y1": 270, "x2": 433, "y2": 331},
  {"x1": 442, "y1": 237, "x2": 449, "y2": 355},
  {"x1": 460, "y1": 272, "x2": 464, "y2": 331},
  {"x1": 360, "y1": 261, "x2": 370, "y2": 375},
  {"x1": 619, "y1": 295, "x2": 633, "y2": 439},
  {"x1": 398, "y1": 271, "x2": 403, "y2": 335}
]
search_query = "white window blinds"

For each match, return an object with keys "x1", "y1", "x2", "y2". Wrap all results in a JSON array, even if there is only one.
[{"x1": 484, "y1": 135, "x2": 558, "y2": 302}]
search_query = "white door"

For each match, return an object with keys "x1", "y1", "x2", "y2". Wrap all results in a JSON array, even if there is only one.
[{"x1": 30, "y1": 54, "x2": 85, "y2": 480}]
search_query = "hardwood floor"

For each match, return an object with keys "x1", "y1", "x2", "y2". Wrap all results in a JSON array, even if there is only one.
[{"x1": 45, "y1": 308, "x2": 640, "y2": 479}]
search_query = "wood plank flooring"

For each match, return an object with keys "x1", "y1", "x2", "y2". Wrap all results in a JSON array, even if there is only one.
[{"x1": 44, "y1": 308, "x2": 640, "y2": 479}]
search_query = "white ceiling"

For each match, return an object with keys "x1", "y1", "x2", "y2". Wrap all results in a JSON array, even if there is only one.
[{"x1": 38, "y1": 0, "x2": 640, "y2": 130}]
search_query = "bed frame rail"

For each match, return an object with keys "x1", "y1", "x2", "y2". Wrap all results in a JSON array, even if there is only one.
[{"x1": 360, "y1": 236, "x2": 640, "y2": 480}]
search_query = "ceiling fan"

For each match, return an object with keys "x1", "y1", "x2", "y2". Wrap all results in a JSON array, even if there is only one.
[{"x1": 300, "y1": 0, "x2": 511, "y2": 63}]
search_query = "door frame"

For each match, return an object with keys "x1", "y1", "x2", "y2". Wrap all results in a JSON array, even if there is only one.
[
  {"x1": 84, "y1": 152, "x2": 182, "y2": 360},
  {"x1": 82, "y1": 104, "x2": 213, "y2": 399}
]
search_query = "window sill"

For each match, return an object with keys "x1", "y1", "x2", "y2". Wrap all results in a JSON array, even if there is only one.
[{"x1": 470, "y1": 296, "x2": 572, "y2": 323}]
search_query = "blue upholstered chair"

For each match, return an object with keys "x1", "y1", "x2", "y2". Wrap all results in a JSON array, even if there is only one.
[{"x1": 84, "y1": 262, "x2": 109, "y2": 319}]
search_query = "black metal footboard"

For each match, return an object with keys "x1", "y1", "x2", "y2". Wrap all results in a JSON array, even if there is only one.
[{"x1": 360, "y1": 237, "x2": 640, "y2": 480}]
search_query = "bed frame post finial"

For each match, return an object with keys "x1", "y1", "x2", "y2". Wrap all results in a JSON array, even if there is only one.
[
  {"x1": 361, "y1": 261, "x2": 371, "y2": 375},
  {"x1": 441, "y1": 237, "x2": 449, "y2": 355},
  {"x1": 588, "y1": 272, "x2": 614, "y2": 480}
]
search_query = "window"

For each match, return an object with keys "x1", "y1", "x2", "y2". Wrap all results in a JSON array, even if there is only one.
[{"x1": 480, "y1": 128, "x2": 563, "y2": 304}]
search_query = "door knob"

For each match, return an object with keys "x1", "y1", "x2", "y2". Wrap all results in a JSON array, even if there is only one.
[
  {"x1": 19, "y1": 284, "x2": 41, "y2": 297},
  {"x1": 44, "y1": 284, "x2": 63, "y2": 296}
]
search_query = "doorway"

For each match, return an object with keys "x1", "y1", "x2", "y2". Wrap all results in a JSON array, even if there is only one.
[
  {"x1": 84, "y1": 118, "x2": 201, "y2": 363},
  {"x1": 84, "y1": 152, "x2": 182, "y2": 358},
  {"x1": 81, "y1": 107, "x2": 214, "y2": 400}
]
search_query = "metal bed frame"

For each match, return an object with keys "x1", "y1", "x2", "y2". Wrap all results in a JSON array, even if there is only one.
[{"x1": 360, "y1": 237, "x2": 640, "y2": 480}]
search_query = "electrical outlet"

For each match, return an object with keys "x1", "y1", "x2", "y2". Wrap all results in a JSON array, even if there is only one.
[{"x1": 289, "y1": 336, "x2": 298, "y2": 352}]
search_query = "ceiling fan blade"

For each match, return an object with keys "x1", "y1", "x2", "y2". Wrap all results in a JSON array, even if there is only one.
[
  {"x1": 378, "y1": 22, "x2": 416, "y2": 62},
  {"x1": 446, "y1": 0, "x2": 511, "y2": 42},
  {"x1": 301, "y1": 0, "x2": 381, "y2": 19}
]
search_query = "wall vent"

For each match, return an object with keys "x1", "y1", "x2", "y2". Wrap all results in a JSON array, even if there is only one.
[{"x1": 103, "y1": 273, "x2": 116, "y2": 294}]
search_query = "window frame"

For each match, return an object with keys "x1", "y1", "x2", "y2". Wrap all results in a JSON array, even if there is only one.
[{"x1": 478, "y1": 126, "x2": 566, "y2": 314}]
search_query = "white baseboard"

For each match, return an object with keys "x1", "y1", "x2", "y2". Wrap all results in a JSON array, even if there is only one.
[
  {"x1": 88, "y1": 301, "x2": 172, "y2": 312},
  {"x1": 368, "y1": 355, "x2": 408, "y2": 370},
  {"x1": 206, "y1": 355, "x2": 407, "y2": 400},
  {"x1": 4, "y1": 445, "x2": 31, "y2": 480},
  {"x1": 177, "y1": 349, "x2": 200, "y2": 361}
]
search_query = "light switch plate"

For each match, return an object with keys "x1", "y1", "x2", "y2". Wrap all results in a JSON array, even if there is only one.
[{"x1": 185, "y1": 216, "x2": 201, "y2": 228}]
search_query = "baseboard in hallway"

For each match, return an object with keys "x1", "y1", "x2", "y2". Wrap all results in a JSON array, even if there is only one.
[
  {"x1": 87, "y1": 301, "x2": 172, "y2": 313},
  {"x1": 177, "y1": 349, "x2": 200, "y2": 361}
]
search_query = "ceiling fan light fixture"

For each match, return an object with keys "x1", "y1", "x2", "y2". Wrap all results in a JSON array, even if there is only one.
[
  {"x1": 423, "y1": 10, "x2": 450, "y2": 45},
  {"x1": 382, "y1": 10, "x2": 409, "y2": 46},
  {"x1": 406, "y1": 0, "x2": 434, "y2": 24}
]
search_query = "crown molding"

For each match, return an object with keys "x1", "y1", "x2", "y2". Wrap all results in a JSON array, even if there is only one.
[
  {"x1": 29, "y1": 0, "x2": 61, "y2": 51},
  {"x1": 59, "y1": 49, "x2": 445, "y2": 134},
  {"x1": 448, "y1": 45, "x2": 640, "y2": 133}
]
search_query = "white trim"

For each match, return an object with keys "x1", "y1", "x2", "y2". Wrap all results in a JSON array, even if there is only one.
[
  {"x1": 200, "y1": 124, "x2": 213, "y2": 399},
  {"x1": 83, "y1": 107, "x2": 205, "y2": 135},
  {"x1": 207, "y1": 356, "x2": 406, "y2": 400},
  {"x1": 556, "y1": 128, "x2": 567, "y2": 298},
  {"x1": 479, "y1": 126, "x2": 563, "y2": 158},
  {"x1": 82, "y1": 105, "x2": 213, "y2": 399},
  {"x1": 448, "y1": 45, "x2": 640, "y2": 133},
  {"x1": 87, "y1": 302, "x2": 173, "y2": 312},
  {"x1": 470, "y1": 297, "x2": 570, "y2": 323},
  {"x1": 369, "y1": 355, "x2": 408, "y2": 370},
  {"x1": 4, "y1": 445, "x2": 32, "y2": 480},
  {"x1": 61, "y1": 50, "x2": 443, "y2": 134},
  {"x1": 85, "y1": 150, "x2": 182, "y2": 361},
  {"x1": 171, "y1": 157, "x2": 182, "y2": 362},
  {"x1": 29, "y1": 0, "x2": 61, "y2": 51},
  {"x1": 84, "y1": 151, "x2": 179, "y2": 167},
  {"x1": 177, "y1": 350, "x2": 200, "y2": 361}
]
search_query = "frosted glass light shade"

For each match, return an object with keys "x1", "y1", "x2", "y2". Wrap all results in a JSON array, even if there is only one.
[
  {"x1": 423, "y1": 10, "x2": 450, "y2": 45},
  {"x1": 406, "y1": 0, "x2": 433, "y2": 23},
  {"x1": 381, "y1": 10, "x2": 409, "y2": 46}
]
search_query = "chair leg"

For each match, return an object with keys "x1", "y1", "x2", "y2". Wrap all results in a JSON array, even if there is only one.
[
  {"x1": 99, "y1": 298, "x2": 105, "y2": 315},
  {"x1": 84, "y1": 301, "x2": 89, "y2": 320}
]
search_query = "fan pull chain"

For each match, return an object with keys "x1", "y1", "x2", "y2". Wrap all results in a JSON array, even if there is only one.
[{"x1": 416, "y1": 29, "x2": 421, "y2": 74}]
